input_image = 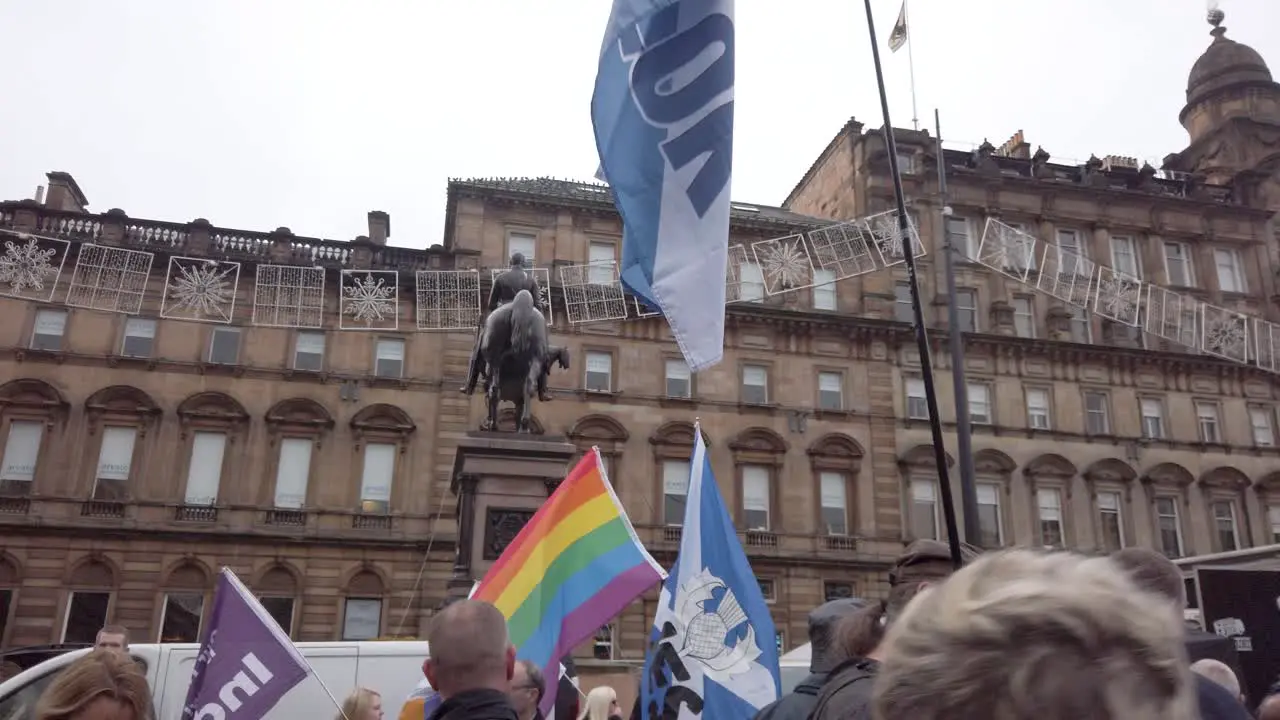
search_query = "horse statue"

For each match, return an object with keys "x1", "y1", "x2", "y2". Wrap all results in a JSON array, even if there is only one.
[{"x1": 477, "y1": 289, "x2": 563, "y2": 433}]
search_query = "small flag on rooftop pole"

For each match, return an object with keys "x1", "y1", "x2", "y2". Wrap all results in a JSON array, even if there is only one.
[{"x1": 888, "y1": 1, "x2": 909, "y2": 52}]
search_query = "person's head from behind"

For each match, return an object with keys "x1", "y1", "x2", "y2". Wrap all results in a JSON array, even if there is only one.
[
  {"x1": 1190, "y1": 659, "x2": 1244, "y2": 704},
  {"x1": 831, "y1": 600, "x2": 890, "y2": 662},
  {"x1": 577, "y1": 686, "x2": 619, "y2": 720},
  {"x1": 424, "y1": 599, "x2": 515, "y2": 699},
  {"x1": 509, "y1": 659, "x2": 545, "y2": 720},
  {"x1": 1110, "y1": 547, "x2": 1187, "y2": 613},
  {"x1": 864, "y1": 539, "x2": 980, "y2": 660},
  {"x1": 35, "y1": 649, "x2": 153, "y2": 720},
  {"x1": 805, "y1": 597, "x2": 868, "y2": 673},
  {"x1": 1259, "y1": 693, "x2": 1280, "y2": 720},
  {"x1": 93, "y1": 626, "x2": 128, "y2": 655},
  {"x1": 872, "y1": 549, "x2": 1198, "y2": 720},
  {"x1": 339, "y1": 687, "x2": 383, "y2": 720}
]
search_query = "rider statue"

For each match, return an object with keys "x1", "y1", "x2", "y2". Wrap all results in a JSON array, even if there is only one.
[{"x1": 461, "y1": 252, "x2": 553, "y2": 402}]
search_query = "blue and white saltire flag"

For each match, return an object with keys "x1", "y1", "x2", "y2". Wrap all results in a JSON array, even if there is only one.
[
  {"x1": 640, "y1": 423, "x2": 780, "y2": 720},
  {"x1": 591, "y1": 0, "x2": 736, "y2": 372}
]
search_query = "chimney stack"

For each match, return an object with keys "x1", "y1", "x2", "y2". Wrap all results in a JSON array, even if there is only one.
[
  {"x1": 995, "y1": 131, "x2": 1031, "y2": 160},
  {"x1": 43, "y1": 171, "x2": 89, "y2": 212},
  {"x1": 367, "y1": 211, "x2": 390, "y2": 246},
  {"x1": 33, "y1": 186, "x2": 45, "y2": 204}
]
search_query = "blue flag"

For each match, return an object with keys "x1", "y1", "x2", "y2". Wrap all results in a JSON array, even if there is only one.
[
  {"x1": 591, "y1": 0, "x2": 736, "y2": 372},
  {"x1": 640, "y1": 425, "x2": 780, "y2": 720}
]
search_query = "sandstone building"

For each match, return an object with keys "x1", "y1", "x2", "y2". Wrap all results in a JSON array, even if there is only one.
[{"x1": 0, "y1": 12, "x2": 1278, "y2": 664}]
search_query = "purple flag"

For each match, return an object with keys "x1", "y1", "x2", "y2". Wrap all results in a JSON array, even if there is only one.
[{"x1": 182, "y1": 568, "x2": 309, "y2": 720}]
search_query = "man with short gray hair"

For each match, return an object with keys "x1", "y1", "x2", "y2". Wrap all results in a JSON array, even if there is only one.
[
  {"x1": 509, "y1": 659, "x2": 546, "y2": 720},
  {"x1": 1193, "y1": 659, "x2": 1245, "y2": 705},
  {"x1": 424, "y1": 600, "x2": 519, "y2": 720}
]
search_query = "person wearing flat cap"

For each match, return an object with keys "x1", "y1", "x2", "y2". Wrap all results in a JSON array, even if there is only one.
[
  {"x1": 752, "y1": 597, "x2": 869, "y2": 720},
  {"x1": 807, "y1": 538, "x2": 982, "y2": 720}
]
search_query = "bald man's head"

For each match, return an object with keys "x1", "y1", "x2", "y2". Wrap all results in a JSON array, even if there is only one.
[
  {"x1": 1260, "y1": 695, "x2": 1280, "y2": 720},
  {"x1": 424, "y1": 600, "x2": 515, "y2": 698}
]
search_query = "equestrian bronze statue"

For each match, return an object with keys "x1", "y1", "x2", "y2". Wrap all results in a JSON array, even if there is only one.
[{"x1": 461, "y1": 253, "x2": 568, "y2": 432}]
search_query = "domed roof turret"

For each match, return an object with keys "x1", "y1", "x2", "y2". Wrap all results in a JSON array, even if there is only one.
[{"x1": 1184, "y1": 9, "x2": 1275, "y2": 113}]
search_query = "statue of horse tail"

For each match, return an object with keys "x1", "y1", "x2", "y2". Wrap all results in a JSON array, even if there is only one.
[{"x1": 510, "y1": 290, "x2": 534, "y2": 357}]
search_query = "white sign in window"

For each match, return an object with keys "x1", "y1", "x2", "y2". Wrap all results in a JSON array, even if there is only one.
[
  {"x1": 294, "y1": 332, "x2": 326, "y2": 371},
  {"x1": 274, "y1": 438, "x2": 313, "y2": 509},
  {"x1": 342, "y1": 598, "x2": 383, "y2": 640},
  {"x1": 812, "y1": 269, "x2": 836, "y2": 311},
  {"x1": 662, "y1": 459, "x2": 690, "y2": 526},
  {"x1": 585, "y1": 352, "x2": 613, "y2": 391},
  {"x1": 0, "y1": 420, "x2": 44, "y2": 483},
  {"x1": 122, "y1": 317, "x2": 157, "y2": 357},
  {"x1": 96, "y1": 427, "x2": 137, "y2": 481},
  {"x1": 183, "y1": 432, "x2": 227, "y2": 506},
  {"x1": 665, "y1": 359, "x2": 691, "y2": 398},
  {"x1": 819, "y1": 472, "x2": 847, "y2": 536},
  {"x1": 360, "y1": 443, "x2": 396, "y2": 513},
  {"x1": 375, "y1": 338, "x2": 405, "y2": 378},
  {"x1": 742, "y1": 465, "x2": 771, "y2": 531},
  {"x1": 31, "y1": 309, "x2": 67, "y2": 350},
  {"x1": 507, "y1": 233, "x2": 536, "y2": 266},
  {"x1": 588, "y1": 242, "x2": 614, "y2": 285}
]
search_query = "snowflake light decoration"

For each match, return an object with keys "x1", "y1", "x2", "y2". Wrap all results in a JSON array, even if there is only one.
[
  {"x1": 757, "y1": 236, "x2": 811, "y2": 291},
  {"x1": 163, "y1": 259, "x2": 237, "y2": 321},
  {"x1": 342, "y1": 272, "x2": 397, "y2": 327},
  {"x1": 0, "y1": 236, "x2": 61, "y2": 298},
  {"x1": 1202, "y1": 306, "x2": 1248, "y2": 362},
  {"x1": 865, "y1": 211, "x2": 924, "y2": 268},
  {"x1": 977, "y1": 220, "x2": 1035, "y2": 281},
  {"x1": 1093, "y1": 271, "x2": 1142, "y2": 325}
]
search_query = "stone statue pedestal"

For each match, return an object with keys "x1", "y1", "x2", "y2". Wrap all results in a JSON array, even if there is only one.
[{"x1": 447, "y1": 432, "x2": 577, "y2": 601}]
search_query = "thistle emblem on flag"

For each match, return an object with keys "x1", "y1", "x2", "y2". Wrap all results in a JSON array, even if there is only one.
[{"x1": 673, "y1": 569, "x2": 762, "y2": 678}]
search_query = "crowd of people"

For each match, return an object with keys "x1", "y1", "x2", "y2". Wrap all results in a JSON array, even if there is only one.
[{"x1": 7, "y1": 542, "x2": 1275, "y2": 720}]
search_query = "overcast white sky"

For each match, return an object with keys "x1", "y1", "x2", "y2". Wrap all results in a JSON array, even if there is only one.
[{"x1": 2, "y1": 1, "x2": 1277, "y2": 248}]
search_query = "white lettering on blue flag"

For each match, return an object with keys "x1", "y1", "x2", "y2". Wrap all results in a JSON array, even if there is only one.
[{"x1": 591, "y1": 0, "x2": 735, "y2": 372}]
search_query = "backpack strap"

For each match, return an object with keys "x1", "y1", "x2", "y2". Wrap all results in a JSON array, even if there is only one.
[{"x1": 806, "y1": 660, "x2": 876, "y2": 720}]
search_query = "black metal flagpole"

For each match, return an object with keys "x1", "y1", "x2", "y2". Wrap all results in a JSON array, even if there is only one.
[{"x1": 862, "y1": 0, "x2": 963, "y2": 568}]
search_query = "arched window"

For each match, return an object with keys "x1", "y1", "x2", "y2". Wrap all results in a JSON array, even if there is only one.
[
  {"x1": 729, "y1": 427, "x2": 788, "y2": 541},
  {"x1": 263, "y1": 398, "x2": 335, "y2": 527},
  {"x1": 341, "y1": 567, "x2": 386, "y2": 641},
  {"x1": 350, "y1": 404, "x2": 416, "y2": 526},
  {"x1": 83, "y1": 386, "x2": 161, "y2": 515},
  {"x1": 898, "y1": 445, "x2": 954, "y2": 542},
  {"x1": 0, "y1": 554, "x2": 20, "y2": 648},
  {"x1": 174, "y1": 392, "x2": 250, "y2": 522},
  {"x1": 0, "y1": 378, "x2": 67, "y2": 505},
  {"x1": 1142, "y1": 462, "x2": 1195, "y2": 558},
  {"x1": 158, "y1": 561, "x2": 211, "y2": 643},
  {"x1": 807, "y1": 433, "x2": 864, "y2": 548},
  {"x1": 972, "y1": 449, "x2": 1017, "y2": 549},
  {"x1": 1199, "y1": 466, "x2": 1251, "y2": 553},
  {"x1": 1022, "y1": 453, "x2": 1077, "y2": 549},
  {"x1": 649, "y1": 422, "x2": 710, "y2": 534},
  {"x1": 255, "y1": 564, "x2": 300, "y2": 638},
  {"x1": 1082, "y1": 458, "x2": 1137, "y2": 553},
  {"x1": 568, "y1": 414, "x2": 629, "y2": 486},
  {"x1": 62, "y1": 556, "x2": 117, "y2": 644}
]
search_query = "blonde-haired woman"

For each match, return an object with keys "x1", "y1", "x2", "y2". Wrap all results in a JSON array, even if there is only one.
[
  {"x1": 339, "y1": 687, "x2": 384, "y2": 720},
  {"x1": 35, "y1": 648, "x2": 153, "y2": 720},
  {"x1": 577, "y1": 686, "x2": 621, "y2": 720}
]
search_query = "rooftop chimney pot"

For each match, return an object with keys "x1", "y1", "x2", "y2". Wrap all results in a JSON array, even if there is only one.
[{"x1": 368, "y1": 211, "x2": 390, "y2": 246}]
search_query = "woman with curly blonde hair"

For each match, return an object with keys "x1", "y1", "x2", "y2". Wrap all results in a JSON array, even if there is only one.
[
  {"x1": 338, "y1": 687, "x2": 384, "y2": 720},
  {"x1": 35, "y1": 648, "x2": 153, "y2": 720}
]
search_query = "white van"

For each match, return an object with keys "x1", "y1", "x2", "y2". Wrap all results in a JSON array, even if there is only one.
[{"x1": 0, "y1": 641, "x2": 429, "y2": 720}]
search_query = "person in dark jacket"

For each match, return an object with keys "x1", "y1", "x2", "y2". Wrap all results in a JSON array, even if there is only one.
[
  {"x1": 751, "y1": 597, "x2": 869, "y2": 720},
  {"x1": 424, "y1": 599, "x2": 521, "y2": 720},
  {"x1": 1110, "y1": 548, "x2": 1252, "y2": 720}
]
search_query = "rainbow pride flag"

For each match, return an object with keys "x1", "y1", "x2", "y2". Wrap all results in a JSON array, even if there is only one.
[{"x1": 473, "y1": 448, "x2": 665, "y2": 713}]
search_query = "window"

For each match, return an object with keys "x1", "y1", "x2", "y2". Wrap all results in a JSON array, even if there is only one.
[
  {"x1": 585, "y1": 351, "x2": 613, "y2": 392},
  {"x1": 905, "y1": 377, "x2": 927, "y2": 419},
  {"x1": 817, "y1": 372, "x2": 843, "y2": 411},
  {"x1": 1155, "y1": 496, "x2": 1184, "y2": 558},
  {"x1": 1084, "y1": 391, "x2": 1110, "y2": 434},
  {"x1": 94, "y1": 426, "x2": 137, "y2": 501},
  {"x1": 30, "y1": 308, "x2": 67, "y2": 351},
  {"x1": 910, "y1": 479, "x2": 938, "y2": 539},
  {"x1": 946, "y1": 216, "x2": 976, "y2": 259},
  {"x1": 1251, "y1": 408, "x2": 1275, "y2": 447},
  {"x1": 662, "y1": 459, "x2": 690, "y2": 526},
  {"x1": 273, "y1": 437, "x2": 313, "y2": 509},
  {"x1": 1111, "y1": 236, "x2": 1141, "y2": 278},
  {"x1": 1212, "y1": 501, "x2": 1240, "y2": 552},
  {"x1": 896, "y1": 152, "x2": 916, "y2": 174},
  {"x1": 374, "y1": 338, "x2": 404, "y2": 378},
  {"x1": 588, "y1": 241, "x2": 614, "y2": 285},
  {"x1": 342, "y1": 598, "x2": 382, "y2": 640},
  {"x1": 664, "y1": 359, "x2": 691, "y2": 398},
  {"x1": 742, "y1": 465, "x2": 771, "y2": 530},
  {"x1": 293, "y1": 332, "x2": 325, "y2": 371},
  {"x1": 1025, "y1": 388, "x2": 1050, "y2": 430},
  {"x1": 259, "y1": 596, "x2": 295, "y2": 636},
  {"x1": 823, "y1": 581, "x2": 854, "y2": 601},
  {"x1": 956, "y1": 289, "x2": 977, "y2": 332},
  {"x1": 359, "y1": 443, "x2": 396, "y2": 514},
  {"x1": 1140, "y1": 398, "x2": 1165, "y2": 439},
  {"x1": 819, "y1": 472, "x2": 848, "y2": 535},
  {"x1": 1056, "y1": 229, "x2": 1085, "y2": 263},
  {"x1": 758, "y1": 579, "x2": 776, "y2": 603},
  {"x1": 1196, "y1": 402, "x2": 1221, "y2": 443},
  {"x1": 1069, "y1": 306, "x2": 1092, "y2": 343},
  {"x1": 183, "y1": 431, "x2": 226, "y2": 506},
  {"x1": 121, "y1": 318, "x2": 156, "y2": 357},
  {"x1": 1097, "y1": 491, "x2": 1125, "y2": 552},
  {"x1": 1163, "y1": 241, "x2": 1195, "y2": 287},
  {"x1": 158, "y1": 593, "x2": 204, "y2": 642},
  {"x1": 1214, "y1": 248, "x2": 1245, "y2": 293},
  {"x1": 507, "y1": 232, "x2": 536, "y2": 266},
  {"x1": 0, "y1": 420, "x2": 43, "y2": 494},
  {"x1": 967, "y1": 383, "x2": 992, "y2": 425},
  {"x1": 742, "y1": 365, "x2": 768, "y2": 405},
  {"x1": 740, "y1": 262, "x2": 764, "y2": 302},
  {"x1": 1269, "y1": 505, "x2": 1280, "y2": 544},
  {"x1": 975, "y1": 482, "x2": 1003, "y2": 547},
  {"x1": 207, "y1": 327, "x2": 241, "y2": 364},
  {"x1": 61, "y1": 591, "x2": 111, "y2": 643},
  {"x1": 1037, "y1": 488, "x2": 1064, "y2": 547},
  {"x1": 812, "y1": 269, "x2": 836, "y2": 310},
  {"x1": 1012, "y1": 297, "x2": 1034, "y2": 338},
  {"x1": 893, "y1": 283, "x2": 913, "y2": 323}
]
